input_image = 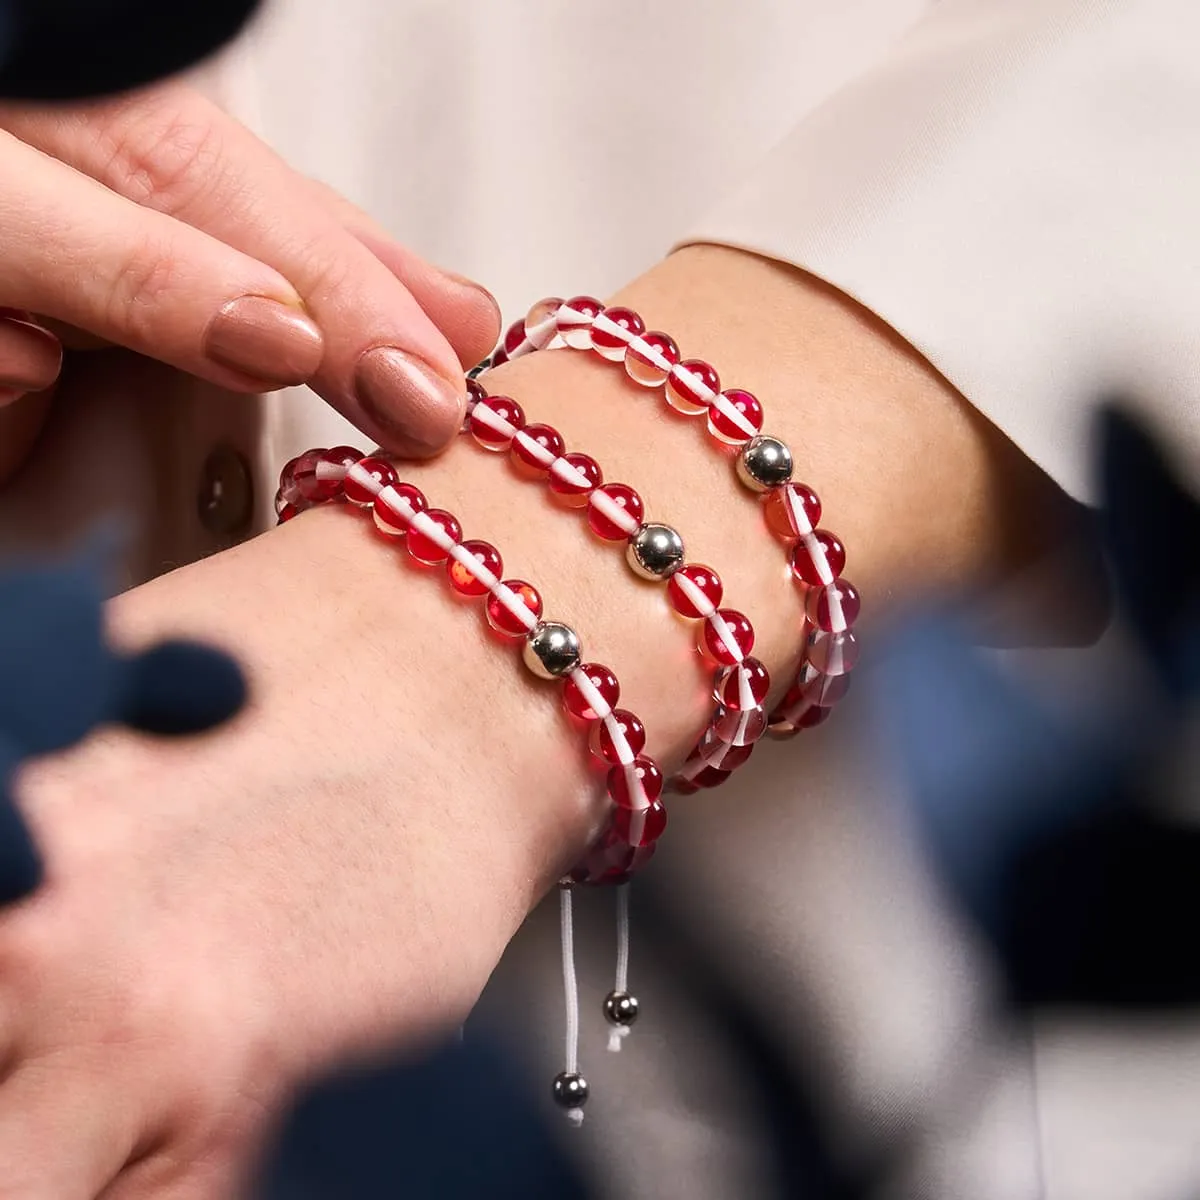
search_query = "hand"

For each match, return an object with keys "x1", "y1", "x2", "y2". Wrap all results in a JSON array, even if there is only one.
[{"x1": 0, "y1": 82, "x2": 500, "y2": 474}]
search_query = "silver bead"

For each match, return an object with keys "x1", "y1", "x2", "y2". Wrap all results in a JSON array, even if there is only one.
[
  {"x1": 626, "y1": 522, "x2": 685, "y2": 581},
  {"x1": 603, "y1": 990, "x2": 640, "y2": 1028},
  {"x1": 552, "y1": 1071, "x2": 589, "y2": 1110},
  {"x1": 736, "y1": 435, "x2": 793, "y2": 492},
  {"x1": 522, "y1": 621, "x2": 582, "y2": 679}
]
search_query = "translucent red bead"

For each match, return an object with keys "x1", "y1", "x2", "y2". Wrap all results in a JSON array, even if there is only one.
[
  {"x1": 314, "y1": 446, "x2": 360, "y2": 499},
  {"x1": 406, "y1": 509, "x2": 462, "y2": 565},
  {"x1": 589, "y1": 709, "x2": 647, "y2": 764},
  {"x1": 612, "y1": 800, "x2": 667, "y2": 848},
  {"x1": 562, "y1": 663, "x2": 620, "y2": 721},
  {"x1": 374, "y1": 483, "x2": 428, "y2": 538},
  {"x1": 548, "y1": 452, "x2": 602, "y2": 504},
  {"x1": 806, "y1": 578, "x2": 861, "y2": 633},
  {"x1": 806, "y1": 629, "x2": 860, "y2": 676},
  {"x1": 606, "y1": 757, "x2": 664, "y2": 810},
  {"x1": 486, "y1": 580, "x2": 542, "y2": 636},
  {"x1": 625, "y1": 331, "x2": 680, "y2": 388},
  {"x1": 447, "y1": 540, "x2": 503, "y2": 596},
  {"x1": 556, "y1": 295, "x2": 603, "y2": 349},
  {"x1": 707, "y1": 389, "x2": 764, "y2": 446},
  {"x1": 789, "y1": 530, "x2": 846, "y2": 586},
  {"x1": 591, "y1": 305, "x2": 645, "y2": 362},
  {"x1": 667, "y1": 563, "x2": 723, "y2": 618},
  {"x1": 511, "y1": 423, "x2": 566, "y2": 473},
  {"x1": 764, "y1": 482, "x2": 822, "y2": 540},
  {"x1": 665, "y1": 359, "x2": 719, "y2": 415},
  {"x1": 699, "y1": 609, "x2": 755, "y2": 666},
  {"x1": 344, "y1": 456, "x2": 399, "y2": 505},
  {"x1": 586, "y1": 483, "x2": 644, "y2": 541},
  {"x1": 469, "y1": 395, "x2": 525, "y2": 451},
  {"x1": 714, "y1": 657, "x2": 770, "y2": 710}
]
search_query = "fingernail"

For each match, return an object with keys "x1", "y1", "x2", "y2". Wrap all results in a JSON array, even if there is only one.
[
  {"x1": 205, "y1": 296, "x2": 324, "y2": 387},
  {"x1": 442, "y1": 271, "x2": 502, "y2": 326},
  {"x1": 0, "y1": 317, "x2": 62, "y2": 394},
  {"x1": 354, "y1": 346, "x2": 463, "y2": 455}
]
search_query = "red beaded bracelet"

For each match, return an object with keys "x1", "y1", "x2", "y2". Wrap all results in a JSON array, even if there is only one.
[
  {"x1": 489, "y1": 297, "x2": 862, "y2": 767},
  {"x1": 462, "y1": 380, "x2": 771, "y2": 792}
]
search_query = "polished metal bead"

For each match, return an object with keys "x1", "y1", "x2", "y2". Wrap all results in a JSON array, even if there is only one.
[
  {"x1": 603, "y1": 989, "x2": 640, "y2": 1028},
  {"x1": 522, "y1": 621, "x2": 582, "y2": 679},
  {"x1": 552, "y1": 1071, "x2": 590, "y2": 1110},
  {"x1": 626, "y1": 522, "x2": 685, "y2": 580},
  {"x1": 736, "y1": 435, "x2": 794, "y2": 492}
]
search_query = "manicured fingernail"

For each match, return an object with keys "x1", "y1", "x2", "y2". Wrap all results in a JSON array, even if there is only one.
[
  {"x1": 204, "y1": 296, "x2": 324, "y2": 386},
  {"x1": 354, "y1": 346, "x2": 463, "y2": 455},
  {"x1": 442, "y1": 271, "x2": 501, "y2": 326}
]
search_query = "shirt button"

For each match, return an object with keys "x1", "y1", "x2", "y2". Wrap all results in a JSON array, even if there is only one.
[{"x1": 197, "y1": 444, "x2": 254, "y2": 536}]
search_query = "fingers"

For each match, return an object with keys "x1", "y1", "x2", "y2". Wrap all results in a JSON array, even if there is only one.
[
  {"x1": 0, "y1": 314, "x2": 61, "y2": 406},
  {"x1": 307, "y1": 180, "x2": 500, "y2": 371},
  {"x1": 0, "y1": 131, "x2": 324, "y2": 396},
  {"x1": 3, "y1": 89, "x2": 494, "y2": 456},
  {"x1": 0, "y1": 1058, "x2": 137, "y2": 1199}
]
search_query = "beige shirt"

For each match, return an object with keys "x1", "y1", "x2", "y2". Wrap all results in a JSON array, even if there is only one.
[{"x1": 8, "y1": 2, "x2": 1199, "y2": 1195}]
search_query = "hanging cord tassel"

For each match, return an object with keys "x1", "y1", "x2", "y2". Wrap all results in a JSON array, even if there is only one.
[
  {"x1": 552, "y1": 884, "x2": 589, "y2": 1125},
  {"x1": 604, "y1": 882, "x2": 639, "y2": 1052}
]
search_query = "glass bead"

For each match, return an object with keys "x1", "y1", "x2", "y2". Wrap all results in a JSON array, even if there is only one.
[
  {"x1": 524, "y1": 297, "x2": 563, "y2": 349},
  {"x1": 290, "y1": 448, "x2": 325, "y2": 501},
  {"x1": 313, "y1": 445, "x2": 361, "y2": 499},
  {"x1": 562, "y1": 663, "x2": 620, "y2": 721},
  {"x1": 714, "y1": 657, "x2": 770, "y2": 710},
  {"x1": 463, "y1": 378, "x2": 487, "y2": 430},
  {"x1": 469, "y1": 395, "x2": 526, "y2": 451},
  {"x1": 690, "y1": 764, "x2": 732, "y2": 789},
  {"x1": 707, "y1": 388, "x2": 764, "y2": 446},
  {"x1": 698, "y1": 609, "x2": 755, "y2": 665},
  {"x1": 807, "y1": 629, "x2": 860, "y2": 676},
  {"x1": 591, "y1": 305, "x2": 645, "y2": 362},
  {"x1": 713, "y1": 704, "x2": 768, "y2": 747},
  {"x1": 501, "y1": 318, "x2": 528, "y2": 357},
  {"x1": 277, "y1": 501, "x2": 300, "y2": 523},
  {"x1": 556, "y1": 295, "x2": 603, "y2": 349},
  {"x1": 589, "y1": 709, "x2": 646, "y2": 765},
  {"x1": 447, "y1": 539, "x2": 503, "y2": 596},
  {"x1": 344, "y1": 456, "x2": 398, "y2": 505},
  {"x1": 511, "y1": 423, "x2": 566, "y2": 473},
  {"x1": 548, "y1": 452, "x2": 602, "y2": 505},
  {"x1": 625, "y1": 331, "x2": 680, "y2": 387},
  {"x1": 764, "y1": 482, "x2": 822, "y2": 539},
  {"x1": 806, "y1": 578, "x2": 861, "y2": 633},
  {"x1": 789, "y1": 530, "x2": 846, "y2": 586},
  {"x1": 613, "y1": 799, "x2": 667, "y2": 848},
  {"x1": 586, "y1": 483, "x2": 644, "y2": 541},
  {"x1": 486, "y1": 580, "x2": 543, "y2": 637},
  {"x1": 666, "y1": 359, "x2": 719, "y2": 416},
  {"x1": 606, "y1": 757, "x2": 664, "y2": 810},
  {"x1": 273, "y1": 488, "x2": 289, "y2": 517},
  {"x1": 667, "y1": 564, "x2": 724, "y2": 619},
  {"x1": 278, "y1": 456, "x2": 303, "y2": 505},
  {"x1": 797, "y1": 663, "x2": 851, "y2": 707},
  {"x1": 490, "y1": 345, "x2": 509, "y2": 367},
  {"x1": 696, "y1": 727, "x2": 755, "y2": 772},
  {"x1": 406, "y1": 508, "x2": 462, "y2": 566},
  {"x1": 373, "y1": 483, "x2": 428, "y2": 538}
]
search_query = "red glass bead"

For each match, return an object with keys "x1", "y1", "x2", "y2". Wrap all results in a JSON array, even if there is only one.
[
  {"x1": 447, "y1": 539, "x2": 503, "y2": 596},
  {"x1": 524, "y1": 297, "x2": 563, "y2": 349},
  {"x1": 556, "y1": 295, "x2": 604, "y2": 349},
  {"x1": 486, "y1": 580, "x2": 543, "y2": 636},
  {"x1": 289, "y1": 448, "x2": 325, "y2": 501},
  {"x1": 313, "y1": 445, "x2": 361, "y2": 499},
  {"x1": 606, "y1": 757, "x2": 664, "y2": 810},
  {"x1": 806, "y1": 578, "x2": 861, "y2": 633},
  {"x1": 612, "y1": 799, "x2": 667, "y2": 848},
  {"x1": 696, "y1": 728, "x2": 755, "y2": 772},
  {"x1": 806, "y1": 629, "x2": 860, "y2": 676},
  {"x1": 278, "y1": 455, "x2": 304, "y2": 505},
  {"x1": 698, "y1": 609, "x2": 755, "y2": 665},
  {"x1": 797, "y1": 663, "x2": 851, "y2": 707},
  {"x1": 501, "y1": 318, "x2": 528, "y2": 356},
  {"x1": 789, "y1": 530, "x2": 846, "y2": 586},
  {"x1": 591, "y1": 305, "x2": 645, "y2": 362},
  {"x1": 562, "y1": 663, "x2": 620, "y2": 721},
  {"x1": 713, "y1": 704, "x2": 768, "y2": 747},
  {"x1": 625, "y1": 331, "x2": 680, "y2": 387},
  {"x1": 490, "y1": 345, "x2": 509, "y2": 367},
  {"x1": 344, "y1": 456, "x2": 398, "y2": 505},
  {"x1": 548, "y1": 452, "x2": 602, "y2": 505},
  {"x1": 464, "y1": 377, "x2": 488, "y2": 429},
  {"x1": 373, "y1": 483, "x2": 428, "y2": 538},
  {"x1": 764, "y1": 482, "x2": 822, "y2": 540},
  {"x1": 707, "y1": 388, "x2": 764, "y2": 446},
  {"x1": 586, "y1": 483, "x2": 644, "y2": 541},
  {"x1": 589, "y1": 709, "x2": 646, "y2": 765},
  {"x1": 511, "y1": 422, "x2": 566, "y2": 473},
  {"x1": 277, "y1": 501, "x2": 300, "y2": 522},
  {"x1": 406, "y1": 508, "x2": 462, "y2": 566},
  {"x1": 714, "y1": 657, "x2": 770, "y2": 710},
  {"x1": 796, "y1": 704, "x2": 833, "y2": 729},
  {"x1": 690, "y1": 764, "x2": 732, "y2": 789},
  {"x1": 469, "y1": 395, "x2": 526, "y2": 452},
  {"x1": 666, "y1": 359, "x2": 719, "y2": 416},
  {"x1": 667, "y1": 563, "x2": 723, "y2": 619}
]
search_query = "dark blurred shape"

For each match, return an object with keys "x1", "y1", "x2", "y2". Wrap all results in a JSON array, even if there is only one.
[
  {"x1": 0, "y1": 0, "x2": 262, "y2": 100},
  {"x1": 118, "y1": 639, "x2": 248, "y2": 735},
  {"x1": 258, "y1": 1036, "x2": 591, "y2": 1200},
  {"x1": 878, "y1": 405, "x2": 1200, "y2": 1008}
]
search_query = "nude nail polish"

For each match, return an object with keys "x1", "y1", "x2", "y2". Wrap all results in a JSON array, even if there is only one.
[
  {"x1": 205, "y1": 296, "x2": 324, "y2": 386},
  {"x1": 355, "y1": 346, "x2": 463, "y2": 455}
]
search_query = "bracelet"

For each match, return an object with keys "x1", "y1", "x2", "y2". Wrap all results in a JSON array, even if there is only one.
[
  {"x1": 461, "y1": 379, "x2": 771, "y2": 792},
  {"x1": 491, "y1": 297, "x2": 861, "y2": 765}
]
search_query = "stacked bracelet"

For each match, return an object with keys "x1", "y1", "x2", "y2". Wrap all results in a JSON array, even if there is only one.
[
  {"x1": 491, "y1": 296, "x2": 862, "y2": 774},
  {"x1": 461, "y1": 379, "x2": 771, "y2": 792}
]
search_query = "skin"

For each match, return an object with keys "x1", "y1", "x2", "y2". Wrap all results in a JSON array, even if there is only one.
[{"x1": 0, "y1": 240, "x2": 1085, "y2": 1196}]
